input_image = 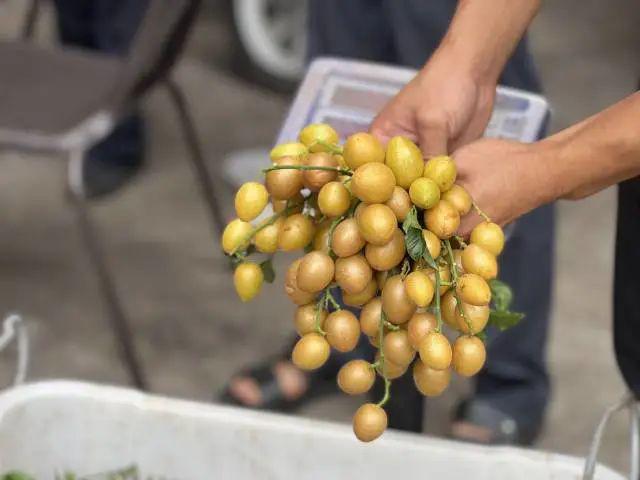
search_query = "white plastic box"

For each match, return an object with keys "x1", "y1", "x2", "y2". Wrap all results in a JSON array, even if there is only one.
[{"x1": 0, "y1": 381, "x2": 623, "y2": 479}]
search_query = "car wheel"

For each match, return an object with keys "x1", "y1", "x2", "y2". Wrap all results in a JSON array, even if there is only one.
[{"x1": 229, "y1": 0, "x2": 308, "y2": 92}]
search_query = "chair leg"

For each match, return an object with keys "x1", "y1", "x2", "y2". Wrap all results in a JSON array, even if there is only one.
[
  {"x1": 22, "y1": 0, "x2": 41, "y2": 40},
  {"x1": 165, "y1": 78, "x2": 227, "y2": 238},
  {"x1": 67, "y1": 150, "x2": 148, "y2": 390}
]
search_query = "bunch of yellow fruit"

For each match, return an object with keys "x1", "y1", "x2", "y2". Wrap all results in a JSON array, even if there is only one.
[{"x1": 222, "y1": 123, "x2": 523, "y2": 443}]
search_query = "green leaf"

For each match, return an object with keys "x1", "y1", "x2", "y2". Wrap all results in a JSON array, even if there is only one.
[
  {"x1": 475, "y1": 330, "x2": 487, "y2": 343},
  {"x1": 402, "y1": 206, "x2": 421, "y2": 233},
  {"x1": 2, "y1": 473, "x2": 36, "y2": 480},
  {"x1": 405, "y1": 227, "x2": 426, "y2": 262},
  {"x1": 260, "y1": 259, "x2": 276, "y2": 283},
  {"x1": 489, "y1": 279, "x2": 513, "y2": 312},
  {"x1": 489, "y1": 309, "x2": 524, "y2": 331}
]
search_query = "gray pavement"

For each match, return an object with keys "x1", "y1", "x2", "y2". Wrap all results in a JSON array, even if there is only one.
[{"x1": 0, "y1": 0, "x2": 638, "y2": 474}]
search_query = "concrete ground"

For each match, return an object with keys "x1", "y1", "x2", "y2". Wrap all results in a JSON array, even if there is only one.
[{"x1": 0, "y1": 0, "x2": 638, "y2": 474}]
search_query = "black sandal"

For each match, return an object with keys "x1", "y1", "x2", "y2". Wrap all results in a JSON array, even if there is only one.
[
  {"x1": 219, "y1": 355, "x2": 335, "y2": 412},
  {"x1": 451, "y1": 399, "x2": 540, "y2": 446}
]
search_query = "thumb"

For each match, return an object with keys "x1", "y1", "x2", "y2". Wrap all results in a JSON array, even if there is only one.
[{"x1": 416, "y1": 114, "x2": 449, "y2": 158}]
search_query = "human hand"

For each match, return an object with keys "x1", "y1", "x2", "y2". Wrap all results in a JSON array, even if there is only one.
[
  {"x1": 452, "y1": 138, "x2": 557, "y2": 235},
  {"x1": 370, "y1": 52, "x2": 497, "y2": 157}
]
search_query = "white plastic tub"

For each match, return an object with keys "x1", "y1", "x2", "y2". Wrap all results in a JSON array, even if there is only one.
[{"x1": 0, "y1": 381, "x2": 623, "y2": 479}]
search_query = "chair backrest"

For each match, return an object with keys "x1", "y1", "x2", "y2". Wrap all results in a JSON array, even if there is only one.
[{"x1": 113, "y1": 0, "x2": 202, "y2": 103}]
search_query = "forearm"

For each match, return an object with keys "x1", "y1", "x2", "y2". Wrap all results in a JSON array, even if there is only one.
[
  {"x1": 436, "y1": 0, "x2": 541, "y2": 82},
  {"x1": 542, "y1": 92, "x2": 640, "y2": 201}
]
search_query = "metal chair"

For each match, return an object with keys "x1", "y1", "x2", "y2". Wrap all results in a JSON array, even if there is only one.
[{"x1": 0, "y1": 0, "x2": 227, "y2": 390}]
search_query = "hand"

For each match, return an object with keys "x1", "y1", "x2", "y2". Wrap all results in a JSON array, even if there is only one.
[
  {"x1": 452, "y1": 138, "x2": 555, "y2": 235},
  {"x1": 370, "y1": 52, "x2": 497, "y2": 157}
]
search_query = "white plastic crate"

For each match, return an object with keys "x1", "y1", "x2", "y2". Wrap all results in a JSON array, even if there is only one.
[{"x1": 0, "y1": 381, "x2": 624, "y2": 480}]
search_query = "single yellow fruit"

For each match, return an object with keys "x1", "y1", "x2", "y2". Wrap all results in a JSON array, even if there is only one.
[
  {"x1": 365, "y1": 228, "x2": 405, "y2": 271},
  {"x1": 343, "y1": 278, "x2": 377, "y2": 306},
  {"x1": 318, "y1": 181, "x2": 351, "y2": 217},
  {"x1": 265, "y1": 156, "x2": 304, "y2": 200},
  {"x1": 303, "y1": 152, "x2": 339, "y2": 192},
  {"x1": 470, "y1": 221, "x2": 505, "y2": 256},
  {"x1": 424, "y1": 199, "x2": 460, "y2": 239},
  {"x1": 407, "y1": 312, "x2": 437, "y2": 350},
  {"x1": 409, "y1": 177, "x2": 441, "y2": 209},
  {"x1": 385, "y1": 186, "x2": 412, "y2": 221},
  {"x1": 324, "y1": 310, "x2": 360, "y2": 352},
  {"x1": 442, "y1": 184, "x2": 472, "y2": 215},
  {"x1": 270, "y1": 142, "x2": 307, "y2": 162},
  {"x1": 441, "y1": 290, "x2": 490, "y2": 334},
  {"x1": 456, "y1": 273, "x2": 491, "y2": 306},
  {"x1": 351, "y1": 162, "x2": 396, "y2": 204},
  {"x1": 452, "y1": 335, "x2": 486, "y2": 377},
  {"x1": 419, "y1": 331, "x2": 452, "y2": 370},
  {"x1": 353, "y1": 403, "x2": 387, "y2": 442},
  {"x1": 423, "y1": 155, "x2": 457, "y2": 192},
  {"x1": 359, "y1": 297, "x2": 382, "y2": 337},
  {"x1": 235, "y1": 182, "x2": 269, "y2": 222},
  {"x1": 381, "y1": 275, "x2": 417, "y2": 325},
  {"x1": 343, "y1": 132, "x2": 385, "y2": 169},
  {"x1": 404, "y1": 271, "x2": 435, "y2": 307},
  {"x1": 284, "y1": 258, "x2": 317, "y2": 305},
  {"x1": 335, "y1": 254, "x2": 373, "y2": 295},
  {"x1": 461, "y1": 244, "x2": 498, "y2": 280},
  {"x1": 294, "y1": 304, "x2": 327, "y2": 336},
  {"x1": 233, "y1": 262, "x2": 263, "y2": 302},
  {"x1": 385, "y1": 136, "x2": 424, "y2": 189},
  {"x1": 292, "y1": 333, "x2": 330, "y2": 370},
  {"x1": 221, "y1": 218, "x2": 252, "y2": 254},
  {"x1": 422, "y1": 229, "x2": 442, "y2": 260},
  {"x1": 278, "y1": 213, "x2": 315, "y2": 251},
  {"x1": 299, "y1": 123, "x2": 340, "y2": 153},
  {"x1": 356, "y1": 203, "x2": 397, "y2": 246},
  {"x1": 382, "y1": 330, "x2": 416, "y2": 366},
  {"x1": 337, "y1": 359, "x2": 376, "y2": 395},
  {"x1": 331, "y1": 218, "x2": 366, "y2": 257},
  {"x1": 375, "y1": 352, "x2": 407, "y2": 379},
  {"x1": 297, "y1": 251, "x2": 335, "y2": 293},
  {"x1": 254, "y1": 217, "x2": 283, "y2": 254},
  {"x1": 413, "y1": 359, "x2": 451, "y2": 397}
]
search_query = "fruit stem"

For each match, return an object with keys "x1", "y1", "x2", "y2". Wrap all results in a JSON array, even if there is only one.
[
  {"x1": 376, "y1": 310, "x2": 392, "y2": 407},
  {"x1": 445, "y1": 239, "x2": 475, "y2": 334},
  {"x1": 313, "y1": 140, "x2": 344, "y2": 155},
  {"x1": 400, "y1": 258, "x2": 411, "y2": 279},
  {"x1": 454, "y1": 235, "x2": 468, "y2": 248},
  {"x1": 262, "y1": 165, "x2": 352, "y2": 176},
  {"x1": 472, "y1": 202, "x2": 491, "y2": 223},
  {"x1": 325, "y1": 288, "x2": 342, "y2": 311},
  {"x1": 383, "y1": 320, "x2": 401, "y2": 331},
  {"x1": 229, "y1": 201, "x2": 303, "y2": 256},
  {"x1": 314, "y1": 294, "x2": 327, "y2": 336},
  {"x1": 377, "y1": 377, "x2": 391, "y2": 408},
  {"x1": 433, "y1": 265, "x2": 443, "y2": 333}
]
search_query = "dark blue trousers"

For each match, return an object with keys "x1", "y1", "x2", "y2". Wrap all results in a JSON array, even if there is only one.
[
  {"x1": 53, "y1": 0, "x2": 147, "y2": 167},
  {"x1": 308, "y1": 0, "x2": 555, "y2": 434}
]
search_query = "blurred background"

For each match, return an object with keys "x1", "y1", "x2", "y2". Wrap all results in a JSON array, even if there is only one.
[{"x1": 0, "y1": 0, "x2": 638, "y2": 472}]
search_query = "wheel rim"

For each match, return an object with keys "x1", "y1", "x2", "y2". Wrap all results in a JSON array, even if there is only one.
[{"x1": 233, "y1": 0, "x2": 308, "y2": 81}]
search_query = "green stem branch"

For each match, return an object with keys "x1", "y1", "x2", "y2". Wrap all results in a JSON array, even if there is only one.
[
  {"x1": 445, "y1": 239, "x2": 474, "y2": 334},
  {"x1": 376, "y1": 310, "x2": 392, "y2": 407},
  {"x1": 262, "y1": 165, "x2": 352, "y2": 176},
  {"x1": 472, "y1": 202, "x2": 491, "y2": 223}
]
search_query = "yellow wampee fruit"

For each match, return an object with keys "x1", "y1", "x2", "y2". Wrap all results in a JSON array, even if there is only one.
[
  {"x1": 234, "y1": 182, "x2": 269, "y2": 221},
  {"x1": 269, "y1": 142, "x2": 308, "y2": 162},
  {"x1": 233, "y1": 262, "x2": 264, "y2": 302},
  {"x1": 299, "y1": 123, "x2": 340, "y2": 153},
  {"x1": 385, "y1": 136, "x2": 424, "y2": 189},
  {"x1": 222, "y1": 218, "x2": 252, "y2": 254}
]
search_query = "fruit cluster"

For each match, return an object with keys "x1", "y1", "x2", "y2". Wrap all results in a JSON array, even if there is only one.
[{"x1": 222, "y1": 123, "x2": 523, "y2": 443}]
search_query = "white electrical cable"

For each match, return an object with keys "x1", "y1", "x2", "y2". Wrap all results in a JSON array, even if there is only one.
[
  {"x1": 583, "y1": 392, "x2": 639, "y2": 480},
  {"x1": 0, "y1": 313, "x2": 29, "y2": 386}
]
